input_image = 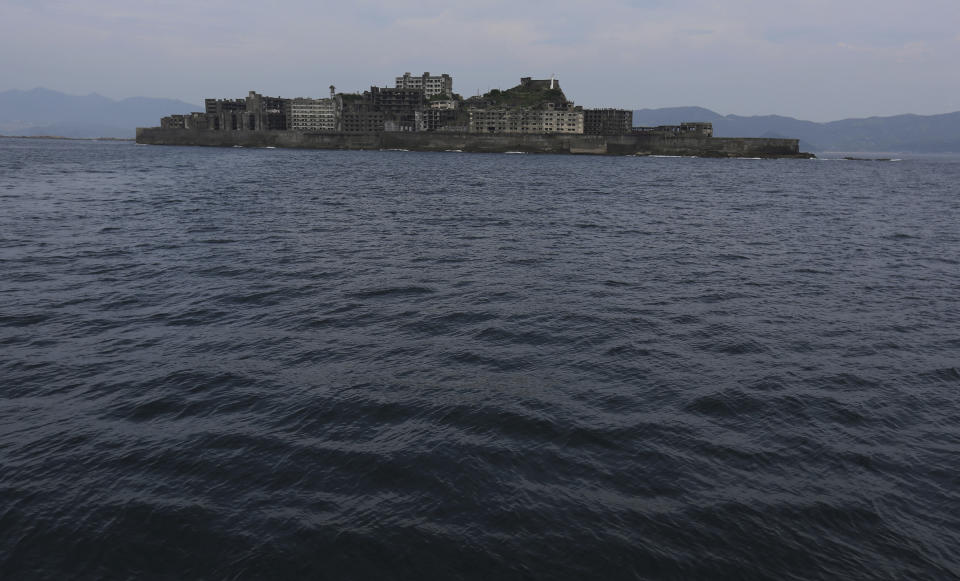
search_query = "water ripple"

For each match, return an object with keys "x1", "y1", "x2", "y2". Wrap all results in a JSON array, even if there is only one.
[{"x1": 1, "y1": 139, "x2": 959, "y2": 579}]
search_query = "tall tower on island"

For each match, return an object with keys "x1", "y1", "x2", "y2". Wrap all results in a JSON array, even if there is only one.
[{"x1": 395, "y1": 72, "x2": 453, "y2": 98}]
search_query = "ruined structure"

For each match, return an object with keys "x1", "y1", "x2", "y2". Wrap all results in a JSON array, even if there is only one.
[
  {"x1": 163, "y1": 91, "x2": 292, "y2": 132},
  {"x1": 633, "y1": 122, "x2": 714, "y2": 137},
  {"x1": 468, "y1": 105, "x2": 584, "y2": 134},
  {"x1": 369, "y1": 87, "x2": 425, "y2": 132},
  {"x1": 395, "y1": 72, "x2": 453, "y2": 98},
  {"x1": 584, "y1": 109, "x2": 633, "y2": 135},
  {"x1": 290, "y1": 86, "x2": 339, "y2": 132}
]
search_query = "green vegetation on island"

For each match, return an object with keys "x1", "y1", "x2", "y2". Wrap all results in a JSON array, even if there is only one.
[{"x1": 470, "y1": 80, "x2": 570, "y2": 109}]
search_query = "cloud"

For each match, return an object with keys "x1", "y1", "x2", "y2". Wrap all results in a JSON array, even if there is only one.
[{"x1": 1, "y1": 0, "x2": 959, "y2": 120}]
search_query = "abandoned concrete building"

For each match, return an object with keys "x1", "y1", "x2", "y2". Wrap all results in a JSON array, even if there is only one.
[
  {"x1": 417, "y1": 108, "x2": 466, "y2": 133},
  {"x1": 632, "y1": 122, "x2": 714, "y2": 137},
  {"x1": 290, "y1": 98, "x2": 338, "y2": 132},
  {"x1": 290, "y1": 87, "x2": 339, "y2": 132},
  {"x1": 171, "y1": 91, "x2": 291, "y2": 131},
  {"x1": 369, "y1": 86, "x2": 425, "y2": 132},
  {"x1": 395, "y1": 72, "x2": 453, "y2": 98},
  {"x1": 583, "y1": 109, "x2": 633, "y2": 135},
  {"x1": 468, "y1": 105, "x2": 585, "y2": 134}
]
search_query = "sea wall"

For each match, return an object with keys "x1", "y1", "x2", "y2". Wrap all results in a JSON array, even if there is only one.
[
  {"x1": 135, "y1": 128, "x2": 808, "y2": 158},
  {"x1": 605, "y1": 134, "x2": 805, "y2": 158}
]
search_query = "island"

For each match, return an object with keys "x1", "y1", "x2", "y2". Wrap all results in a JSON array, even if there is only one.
[{"x1": 137, "y1": 73, "x2": 813, "y2": 158}]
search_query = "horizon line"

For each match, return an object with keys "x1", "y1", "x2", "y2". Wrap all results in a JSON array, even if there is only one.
[{"x1": 2, "y1": 86, "x2": 959, "y2": 125}]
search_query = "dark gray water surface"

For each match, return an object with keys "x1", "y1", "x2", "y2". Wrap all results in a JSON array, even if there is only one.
[{"x1": 1, "y1": 138, "x2": 959, "y2": 579}]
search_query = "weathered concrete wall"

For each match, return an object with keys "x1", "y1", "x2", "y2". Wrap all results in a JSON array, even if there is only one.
[
  {"x1": 135, "y1": 128, "x2": 382, "y2": 150},
  {"x1": 606, "y1": 135, "x2": 803, "y2": 157},
  {"x1": 381, "y1": 132, "x2": 610, "y2": 154},
  {"x1": 136, "y1": 128, "x2": 809, "y2": 158}
]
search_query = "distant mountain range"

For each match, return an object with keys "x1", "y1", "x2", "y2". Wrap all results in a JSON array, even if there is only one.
[
  {"x1": 633, "y1": 107, "x2": 960, "y2": 153},
  {"x1": 0, "y1": 88, "x2": 199, "y2": 139},
  {"x1": 2, "y1": 88, "x2": 957, "y2": 152}
]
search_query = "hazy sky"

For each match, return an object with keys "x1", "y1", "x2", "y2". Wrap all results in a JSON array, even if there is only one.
[{"x1": 2, "y1": 0, "x2": 958, "y2": 121}]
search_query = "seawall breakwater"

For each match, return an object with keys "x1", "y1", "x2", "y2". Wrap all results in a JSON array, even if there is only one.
[{"x1": 135, "y1": 128, "x2": 812, "y2": 158}]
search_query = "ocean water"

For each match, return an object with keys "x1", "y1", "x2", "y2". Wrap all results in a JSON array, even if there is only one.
[{"x1": 1, "y1": 138, "x2": 959, "y2": 580}]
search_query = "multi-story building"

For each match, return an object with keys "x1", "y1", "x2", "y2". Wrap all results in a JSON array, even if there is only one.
[
  {"x1": 468, "y1": 104, "x2": 584, "y2": 134},
  {"x1": 369, "y1": 86, "x2": 425, "y2": 132},
  {"x1": 583, "y1": 109, "x2": 632, "y2": 135},
  {"x1": 160, "y1": 115, "x2": 187, "y2": 129},
  {"x1": 339, "y1": 94, "x2": 384, "y2": 133},
  {"x1": 416, "y1": 108, "x2": 465, "y2": 132},
  {"x1": 290, "y1": 97, "x2": 339, "y2": 132},
  {"x1": 245, "y1": 91, "x2": 289, "y2": 130},
  {"x1": 201, "y1": 92, "x2": 290, "y2": 131},
  {"x1": 395, "y1": 72, "x2": 453, "y2": 98},
  {"x1": 632, "y1": 122, "x2": 713, "y2": 137},
  {"x1": 205, "y1": 98, "x2": 245, "y2": 116},
  {"x1": 203, "y1": 97, "x2": 245, "y2": 130},
  {"x1": 161, "y1": 112, "x2": 219, "y2": 130},
  {"x1": 340, "y1": 110, "x2": 385, "y2": 133},
  {"x1": 370, "y1": 87, "x2": 425, "y2": 112}
]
